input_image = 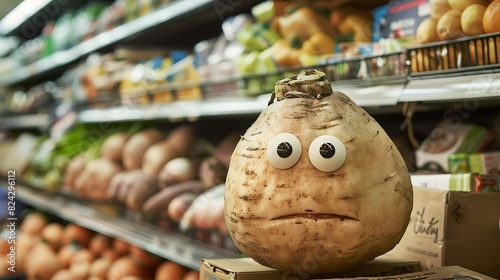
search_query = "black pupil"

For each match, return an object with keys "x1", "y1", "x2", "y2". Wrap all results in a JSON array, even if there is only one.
[
  {"x1": 277, "y1": 142, "x2": 293, "y2": 158},
  {"x1": 320, "y1": 142, "x2": 335, "y2": 158}
]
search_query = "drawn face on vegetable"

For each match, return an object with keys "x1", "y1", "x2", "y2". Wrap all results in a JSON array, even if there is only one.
[{"x1": 225, "y1": 70, "x2": 413, "y2": 275}]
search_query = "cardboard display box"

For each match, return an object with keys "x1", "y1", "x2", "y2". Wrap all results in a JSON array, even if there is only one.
[
  {"x1": 388, "y1": 187, "x2": 500, "y2": 279},
  {"x1": 200, "y1": 254, "x2": 421, "y2": 280},
  {"x1": 200, "y1": 258, "x2": 494, "y2": 280},
  {"x1": 326, "y1": 266, "x2": 495, "y2": 280}
]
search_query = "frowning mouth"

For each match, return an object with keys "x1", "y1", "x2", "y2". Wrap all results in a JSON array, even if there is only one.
[{"x1": 271, "y1": 213, "x2": 358, "y2": 221}]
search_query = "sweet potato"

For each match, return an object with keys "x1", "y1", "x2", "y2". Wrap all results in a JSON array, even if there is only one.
[
  {"x1": 80, "y1": 158, "x2": 122, "y2": 200},
  {"x1": 166, "y1": 124, "x2": 197, "y2": 154},
  {"x1": 158, "y1": 157, "x2": 202, "y2": 188},
  {"x1": 142, "y1": 125, "x2": 198, "y2": 175},
  {"x1": 167, "y1": 192, "x2": 198, "y2": 222},
  {"x1": 142, "y1": 180, "x2": 203, "y2": 214},
  {"x1": 63, "y1": 152, "x2": 88, "y2": 190},
  {"x1": 213, "y1": 133, "x2": 240, "y2": 169},
  {"x1": 122, "y1": 129, "x2": 163, "y2": 170},
  {"x1": 179, "y1": 184, "x2": 224, "y2": 231},
  {"x1": 100, "y1": 132, "x2": 130, "y2": 165},
  {"x1": 108, "y1": 169, "x2": 159, "y2": 210},
  {"x1": 198, "y1": 156, "x2": 227, "y2": 190}
]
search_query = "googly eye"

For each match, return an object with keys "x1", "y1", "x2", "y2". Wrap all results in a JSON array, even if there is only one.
[
  {"x1": 308, "y1": 135, "x2": 346, "y2": 172},
  {"x1": 267, "y1": 133, "x2": 302, "y2": 169}
]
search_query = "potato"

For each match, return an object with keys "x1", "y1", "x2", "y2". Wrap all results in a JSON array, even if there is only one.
[
  {"x1": 438, "y1": 46, "x2": 460, "y2": 70},
  {"x1": 437, "y1": 9, "x2": 465, "y2": 40},
  {"x1": 469, "y1": 37, "x2": 500, "y2": 65},
  {"x1": 411, "y1": 50, "x2": 438, "y2": 73},
  {"x1": 416, "y1": 18, "x2": 439, "y2": 43}
]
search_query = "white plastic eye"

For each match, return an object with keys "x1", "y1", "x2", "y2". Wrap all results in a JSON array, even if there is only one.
[
  {"x1": 308, "y1": 135, "x2": 346, "y2": 172},
  {"x1": 267, "y1": 133, "x2": 302, "y2": 169}
]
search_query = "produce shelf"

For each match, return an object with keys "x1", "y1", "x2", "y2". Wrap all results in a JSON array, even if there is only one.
[
  {"x1": 0, "y1": 113, "x2": 52, "y2": 129},
  {"x1": 11, "y1": 184, "x2": 241, "y2": 270},
  {"x1": 76, "y1": 81, "x2": 406, "y2": 124},
  {"x1": 406, "y1": 32, "x2": 500, "y2": 77},
  {"x1": 76, "y1": 94, "x2": 272, "y2": 123},
  {"x1": 400, "y1": 72, "x2": 500, "y2": 102},
  {"x1": 0, "y1": 0, "x2": 57, "y2": 36},
  {"x1": 0, "y1": 0, "x2": 263, "y2": 87}
]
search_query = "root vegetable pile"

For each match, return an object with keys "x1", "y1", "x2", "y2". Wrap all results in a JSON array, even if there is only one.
[
  {"x1": 0, "y1": 213, "x2": 199, "y2": 280},
  {"x1": 224, "y1": 69, "x2": 413, "y2": 275}
]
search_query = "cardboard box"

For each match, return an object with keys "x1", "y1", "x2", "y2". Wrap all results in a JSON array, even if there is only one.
[
  {"x1": 200, "y1": 254, "x2": 421, "y2": 280},
  {"x1": 388, "y1": 187, "x2": 500, "y2": 279},
  {"x1": 410, "y1": 173, "x2": 500, "y2": 192},
  {"x1": 324, "y1": 266, "x2": 495, "y2": 280}
]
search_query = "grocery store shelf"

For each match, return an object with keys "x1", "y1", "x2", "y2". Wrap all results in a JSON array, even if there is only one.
[
  {"x1": 76, "y1": 82, "x2": 407, "y2": 123},
  {"x1": 337, "y1": 83, "x2": 403, "y2": 107},
  {"x1": 0, "y1": 0, "x2": 52, "y2": 35},
  {"x1": 13, "y1": 185, "x2": 240, "y2": 270},
  {"x1": 0, "y1": 113, "x2": 51, "y2": 129},
  {"x1": 77, "y1": 94, "x2": 272, "y2": 123},
  {"x1": 401, "y1": 72, "x2": 500, "y2": 102},
  {"x1": 0, "y1": 0, "x2": 263, "y2": 87}
]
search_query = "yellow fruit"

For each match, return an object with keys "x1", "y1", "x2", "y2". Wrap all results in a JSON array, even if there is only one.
[
  {"x1": 437, "y1": 9, "x2": 465, "y2": 40},
  {"x1": 431, "y1": 0, "x2": 453, "y2": 19},
  {"x1": 438, "y1": 46, "x2": 459, "y2": 70},
  {"x1": 416, "y1": 18, "x2": 440, "y2": 43},
  {"x1": 469, "y1": 37, "x2": 500, "y2": 65},
  {"x1": 411, "y1": 50, "x2": 438, "y2": 73},
  {"x1": 461, "y1": 4, "x2": 487, "y2": 35},
  {"x1": 448, "y1": 0, "x2": 489, "y2": 11},
  {"x1": 483, "y1": 0, "x2": 500, "y2": 33}
]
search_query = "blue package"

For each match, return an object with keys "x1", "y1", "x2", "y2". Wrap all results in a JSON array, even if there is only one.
[
  {"x1": 373, "y1": 0, "x2": 431, "y2": 41},
  {"x1": 373, "y1": 4, "x2": 389, "y2": 43}
]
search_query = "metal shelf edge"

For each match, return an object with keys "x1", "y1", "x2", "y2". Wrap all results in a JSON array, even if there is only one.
[
  {"x1": 0, "y1": 113, "x2": 51, "y2": 129},
  {"x1": 0, "y1": 0, "x2": 216, "y2": 87},
  {"x1": 400, "y1": 73, "x2": 500, "y2": 102},
  {"x1": 14, "y1": 185, "x2": 240, "y2": 270}
]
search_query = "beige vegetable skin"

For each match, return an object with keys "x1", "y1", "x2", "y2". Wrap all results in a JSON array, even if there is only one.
[{"x1": 225, "y1": 70, "x2": 413, "y2": 275}]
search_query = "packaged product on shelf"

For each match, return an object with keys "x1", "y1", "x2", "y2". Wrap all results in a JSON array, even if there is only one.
[
  {"x1": 93, "y1": 0, "x2": 126, "y2": 34},
  {"x1": 388, "y1": 186, "x2": 500, "y2": 279},
  {"x1": 251, "y1": 0, "x2": 275, "y2": 24},
  {"x1": 373, "y1": 0, "x2": 431, "y2": 44},
  {"x1": 415, "y1": 121, "x2": 493, "y2": 173},
  {"x1": 71, "y1": 2, "x2": 108, "y2": 42},
  {"x1": 166, "y1": 54, "x2": 202, "y2": 101},
  {"x1": 468, "y1": 151, "x2": 500, "y2": 174},
  {"x1": 196, "y1": 33, "x2": 242, "y2": 97},
  {"x1": 0, "y1": 133, "x2": 38, "y2": 175},
  {"x1": 410, "y1": 173, "x2": 499, "y2": 191}
]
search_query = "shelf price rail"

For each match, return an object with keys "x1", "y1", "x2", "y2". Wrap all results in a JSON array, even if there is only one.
[{"x1": 6, "y1": 184, "x2": 241, "y2": 270}]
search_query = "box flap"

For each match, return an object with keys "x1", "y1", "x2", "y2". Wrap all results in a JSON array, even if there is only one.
[{"x1": 322, "y1": 266, "x2": 495, "y2": 280}]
